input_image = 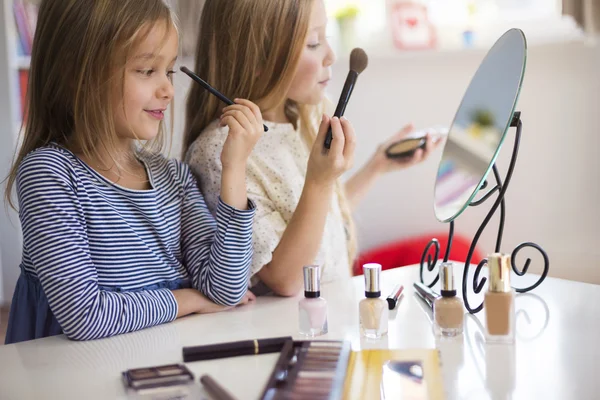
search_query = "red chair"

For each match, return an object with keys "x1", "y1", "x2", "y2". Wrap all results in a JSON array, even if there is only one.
[{"x1": 353, "y1": 233, "x2": 483, "y2": 276}]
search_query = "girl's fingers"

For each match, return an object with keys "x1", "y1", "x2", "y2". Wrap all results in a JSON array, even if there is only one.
[
  {"x1": 221, "y1": 110, "x2": 254, "y2": 134},
  {"x1": 315, "y1": 114, "x2": 331, "y2": 146},
  {"x1": 340, "y1": 117, "x2": 356, "y2": 161},
  {"x1": 387, "y1": 124, "x2": 414, "y2": 144},
  {"x1": 222, "y1": 105, "x2": 257, "y2": 128},
  {"x1": 221, "y1": 115, "x2": 244, "y2": 134},
  {"x1": 328, "y1": 117, "x2": 345, "y2": 156},
  {"x1": 234, "y1": 99, "x2": 262, "y2": 122}
]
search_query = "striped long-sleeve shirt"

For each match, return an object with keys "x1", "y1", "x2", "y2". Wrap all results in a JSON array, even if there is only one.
[{"x1": 16, "y1": 144, "x2": 255, "y2": 341}]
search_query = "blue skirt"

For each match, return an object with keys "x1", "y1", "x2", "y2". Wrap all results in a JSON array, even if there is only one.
[{"x1": 5, "y1": 270, "x2": 190, "y2": 345}]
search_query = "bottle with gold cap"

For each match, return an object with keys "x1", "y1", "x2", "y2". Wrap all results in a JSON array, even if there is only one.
[
  {"x1": 359, "y1": 263, "x2": 388, "y2": 339},
  {"x1": 484, "y1": 253, "x2": 515, "y2": 343},
  {"x1": 433, "y1": 262, "x2": 464, "y2": 337}
]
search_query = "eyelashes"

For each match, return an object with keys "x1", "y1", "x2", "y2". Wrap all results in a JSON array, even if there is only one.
[{"x1": 136, "y1": 70, "x2": 176, "y2": 77}]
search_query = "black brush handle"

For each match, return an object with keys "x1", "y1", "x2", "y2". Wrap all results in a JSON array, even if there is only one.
[
  {"x1": 324, "y1": 70, "x2": 358, "y2": 149},
  {"x1": 180, "y1": 66, "x2": 268, "y2": 132},
  {"x1": 182, "y1": 336, "x2": 291, "y2": 362}
]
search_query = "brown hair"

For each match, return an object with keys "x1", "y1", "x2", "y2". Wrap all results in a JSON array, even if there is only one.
[
  {"x1": 5, "y1": 0, "x2": 176, "y2": 209},
  {"x1": 183, "y1": 0, "x2": 358, "y2": 265}
]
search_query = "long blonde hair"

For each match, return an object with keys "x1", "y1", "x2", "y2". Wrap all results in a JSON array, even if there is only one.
[
  {"x1": 5, "y1": 0, "x2": 176, "y2": 209},
  {"x1": 183, "y1": 0, "x2": 358, "y2": 266}
]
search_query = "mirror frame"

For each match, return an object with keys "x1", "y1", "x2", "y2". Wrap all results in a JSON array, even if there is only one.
[{"x1": 433, "y1": 28, "x2": 528, "y2": 223}]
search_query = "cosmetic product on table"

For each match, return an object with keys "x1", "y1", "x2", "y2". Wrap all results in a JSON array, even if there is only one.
[
  {"x1": 386, "y1": 284, "x2": 405, "y2": 310},
  {"x1": 180, "y1": 66, "x2": 268, "y2": 132},
  {"x1": 484, "y1": 253, "x2": 515, "y2": 344},
  {"x1": 259, "y1": 338, "x2": 445, "y2": 400},
  {"x1": 413, "y1": 282, "x2": 439, "y2": 310},
  {"x1": 122, "y1": 363, "x2": 200, "y2": 398},
  {"x1": 299, "y1": 265, "x2": 328, "y2": 337},
  {"x1": 182, "y1": 336, "x2": 292, "y2": 362},
  {"x1": 200, "y1": 374, "x2": 238, "y2": 400},
  {"x1": 259, "y1": 339, "x2": 352, "y2": 400},
  {"x1": 323, "y1": 48, "x2": 368, "y2": 149},
  {"x1": 359, "y1": 263, "x2": 389, "y2": 339},
  {"x1": 433, "y1": 262, "x2": 464, "y2": 337}
]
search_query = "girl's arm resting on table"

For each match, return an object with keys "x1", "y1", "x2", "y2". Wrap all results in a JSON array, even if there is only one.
[
  {"x1": 18, "y1": 163, "x2": 181, "y2": 341},
  {"x1": 256, "y1": 181, "x2": 334, "y2": 296}
]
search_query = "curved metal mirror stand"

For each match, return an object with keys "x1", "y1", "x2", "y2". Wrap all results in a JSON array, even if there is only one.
[{"x1": 420, "y1": 112, "x2": 550, "y2": 314}]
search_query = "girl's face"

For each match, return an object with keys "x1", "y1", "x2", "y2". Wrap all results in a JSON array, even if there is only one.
[
  {"x1": 286, "y1": 0, "x2": 336, "y2": 105},
  {"x1": 114, "y1": 22, "x2": 178, "y2": 141}
]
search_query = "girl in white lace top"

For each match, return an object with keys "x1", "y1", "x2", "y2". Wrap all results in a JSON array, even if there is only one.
[{"x1": 183, "y1": 0, "x2": 435, "y2": 296}]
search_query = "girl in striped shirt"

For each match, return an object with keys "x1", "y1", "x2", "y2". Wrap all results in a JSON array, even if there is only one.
[{"x1": 4, "y1": 0, "x2": 263, "y2": 344}]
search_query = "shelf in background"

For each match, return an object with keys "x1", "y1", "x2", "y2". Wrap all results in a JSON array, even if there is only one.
[{"x1": 332, "y1": 15, "x2": 590, "y2": 61}]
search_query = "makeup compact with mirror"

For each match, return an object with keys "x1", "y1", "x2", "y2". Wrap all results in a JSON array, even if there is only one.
[
  {"x1": 417, "y1": 28, "x2": 549, "y2": 315},
  {"x1": 385, "y1": 127, "x2": 448, "y2": 159}
]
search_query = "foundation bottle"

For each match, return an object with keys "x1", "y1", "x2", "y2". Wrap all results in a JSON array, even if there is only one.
[
  {"x1": 484, "y1": 253, "x2": 515, "y2": 344},
  {"x1": 433, "y1": 262, "x2": 464, "y2": 337},
  {"x1": 359, "y1": 263, "x2": 388, "y2": 339}
]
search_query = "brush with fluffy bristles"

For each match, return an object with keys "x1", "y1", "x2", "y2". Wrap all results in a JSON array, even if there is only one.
[
  {"x1": 323, "y1": 48, "x2": 369, "y2": 149},
  {"x1": 349, "y1": 47, "x2": 369, "y2": 75}
]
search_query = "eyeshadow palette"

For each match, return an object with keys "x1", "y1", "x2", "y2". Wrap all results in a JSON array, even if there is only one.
[
  {"x1": 259, "y1": 339, "x2": 351, "y2": 400},
  {"x1": 122, "y1": 363, "x2": 199, "y2": 399}
]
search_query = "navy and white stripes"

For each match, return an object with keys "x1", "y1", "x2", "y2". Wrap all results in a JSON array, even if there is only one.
[{"x1": 16, "y1": 144, "x2": 255, "y2": 341}]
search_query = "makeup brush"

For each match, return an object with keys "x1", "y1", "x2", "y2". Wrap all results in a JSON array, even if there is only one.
[
  {"x1": 323, "y1": 48, "x2": 368, "y2": 149},
  {"x1": 180, "y1": 66, "x2": 268, "y2": 132}
]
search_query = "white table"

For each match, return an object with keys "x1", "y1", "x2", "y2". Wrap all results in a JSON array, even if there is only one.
[{"x1": 0, "y1": 264, "x2": 599, "y2": 400}]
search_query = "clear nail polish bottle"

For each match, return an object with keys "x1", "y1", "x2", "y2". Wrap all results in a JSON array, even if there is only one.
[
  {"x1": 359, "y1": 263, "x2": 389, "y2": 339},
  {"x1": 299, "y1": 265, "x2": 328, "y2": 337}
]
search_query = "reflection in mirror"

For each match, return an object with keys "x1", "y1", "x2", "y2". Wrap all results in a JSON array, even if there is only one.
[{"x1": 434, "y1": 29, "x2": 527, "y2": 222}]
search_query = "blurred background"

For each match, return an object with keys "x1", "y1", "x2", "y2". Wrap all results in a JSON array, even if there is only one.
[{"x1": 0, "y1": 0, "x2": 598, "y2": 307}]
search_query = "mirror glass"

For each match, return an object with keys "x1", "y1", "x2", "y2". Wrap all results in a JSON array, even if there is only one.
[{"x1": 433, "y1": 29, "x2": 527, "y2": 222}]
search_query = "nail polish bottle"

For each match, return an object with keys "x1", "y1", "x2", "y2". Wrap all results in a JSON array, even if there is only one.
[
  {"x1": 484, "y1": 253, "x2": 515, "y2": 344},
  {"x1": 433, "y1": 262, "x2": 464, "y2": 337},
  {"x1": 298, "y1": 265, "x2": 328, "y2": 337},
  {"x1": 359, "y1": 263, "x2": 388, "y2": 339}
]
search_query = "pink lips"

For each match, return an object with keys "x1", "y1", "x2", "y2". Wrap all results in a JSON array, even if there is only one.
[
  {"x1": 145, "y1": 109, "x2": 165, "y2": 120},
  {"x1": 319, "y1": 79, "x2": 330, "y2": 87}
]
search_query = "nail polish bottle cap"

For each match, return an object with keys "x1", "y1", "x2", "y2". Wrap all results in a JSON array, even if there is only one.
[
  {"x1": 488, "y1": 253, "x2": 512, "y2": 293},
  {"x1": 363, "y1": 263, "x2": 381, "y2": 298},
  {"x1": 303, "y1": 265, "x2": 320, "y2": 298},
  {"x1": 440, "y1": 262, "x2": 457, "y2": 297}
]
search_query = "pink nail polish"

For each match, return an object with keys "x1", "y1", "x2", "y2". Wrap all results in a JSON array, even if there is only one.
[{"x1": 299, "y1": 265, "x2": 328, "y2": 337}]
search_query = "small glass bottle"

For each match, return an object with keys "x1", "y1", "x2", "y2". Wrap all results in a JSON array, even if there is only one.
[
  {"x1": 433, "y1": 262, "x2": 464, "y2": 337},
  {"x1": 484, "y1": 253, "x2": 515, "y2": 344},
  {"x1": 298, "y1": 265, "x2": 328, "y2": 337},
  {"x1": 359, "y1": 263, "x2": 389, "y2": 339}
]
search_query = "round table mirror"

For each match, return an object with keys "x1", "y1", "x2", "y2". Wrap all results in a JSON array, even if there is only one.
[{"x1": 433, "y1": 29, "x2": 527, "y2": 223}]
